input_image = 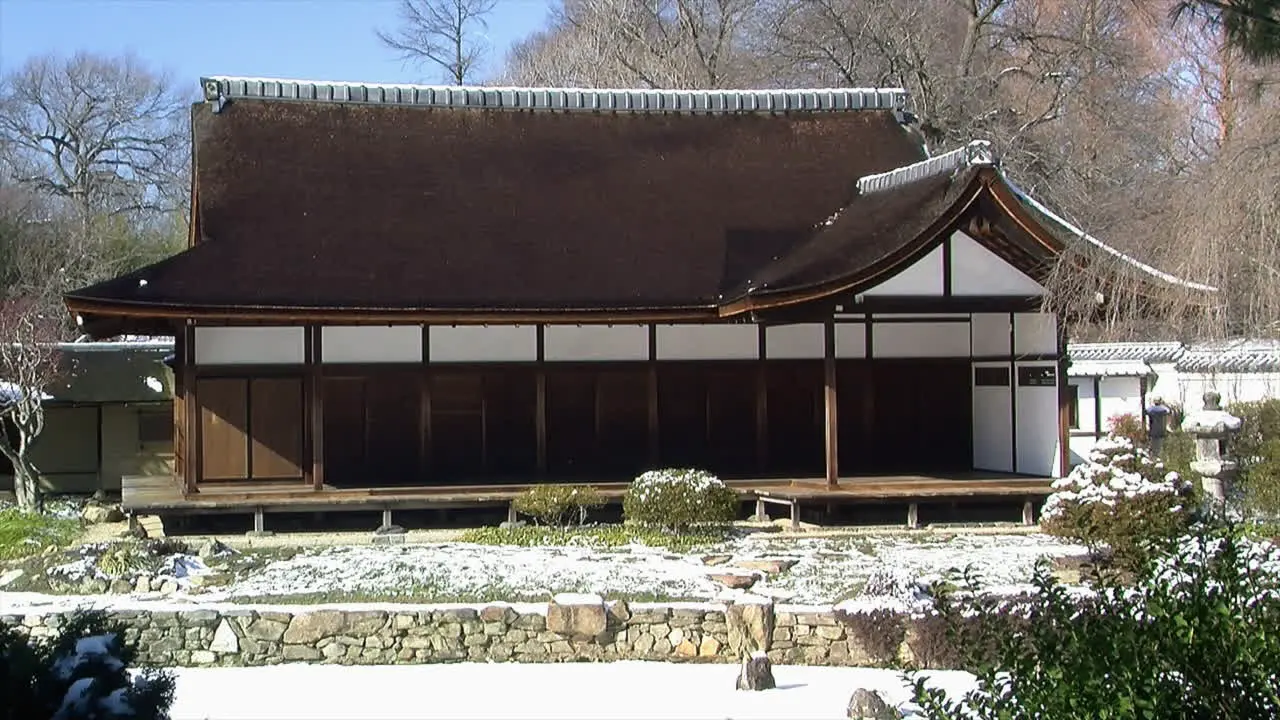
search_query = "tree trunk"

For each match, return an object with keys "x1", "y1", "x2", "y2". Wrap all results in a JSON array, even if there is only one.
[{"x1": 0, "y1": 439, "x2": 40, "y2": 511}]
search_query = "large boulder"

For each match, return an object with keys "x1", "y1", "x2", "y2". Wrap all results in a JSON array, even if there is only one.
[
  {"x1": 546, "y1": 593, "x2": 608, "y2": 638},
  {"x1": 726, "y1": 595, "x2": 774, "y2": 656},
  {"x1": 735, "y1": 651, "x2": 776, "y2": 691},
  {"x1": 847, "y1": 688, "x2": 899, "y2": 719},
  {"x1": 81, "y1": 504, "x2": 124, "y2": 524}
]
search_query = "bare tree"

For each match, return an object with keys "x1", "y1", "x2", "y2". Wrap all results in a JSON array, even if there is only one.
[
  {"x1": 378, "y1": 0, "x2": 498, "y2": 84},
  {"x1": 0, "y1": 53, "x2": 190, "y2": 288},
  {"x1": 0, "y1": 299, "x2": 63, "y2": 511}
]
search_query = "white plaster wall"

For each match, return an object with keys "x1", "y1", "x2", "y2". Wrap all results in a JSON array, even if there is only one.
[
  {"x1": 1099, "y1": 377, "x2": 1143, "y2": 427},
  {"x1": 765, "y1": 323, "x2": 824, "y2": 359},
  {"x1": 873, "y1": 322, "x2": 970, "y2": 358},
  {"x1": 194, "y1": 327, "x2": 305, "y2": 365},
  {"x1": 1070, "y1": 377, "x2": 1099, "y2": 434},
  {"x1": 543, "y1": 325, "x2": 649, "y2": 362},
  {"x1": 1015, "y1": 362, "x2": 1062, "y2": 477},
  {"x1": 950, "y1": 231, "x2": 1046, "y2": 296},
  {"x1": 835, "y1": 323, "x2": 866, "y2": 359},
  {"x1": 655, "y1": 324, "x2": 758, "y2": 361},
  {"x1": 1068, "y1": 375, "x2": 1144, "y2": 464},
  {"x1": 1013, "y1": 313, "x2": 1057, "y2": 356},
  {"x1": 322, "y1": 326, "x2": 422, "y2": 364},
  {"x1": 862, "y1": 245, "x2": 945, "y2": 296},
  {"x1": 973, "y1": 362, "x2": 1014, "y2": 472},
  {"x1": 1173, "y1": 372, "x2": 1280, "y2": 411},
  {"x1": 970, "y1": 313, "x2": 1010, "y2": 357},
  {"x1": 430, "y1": 325, "x2": 538, "y2": 363}
]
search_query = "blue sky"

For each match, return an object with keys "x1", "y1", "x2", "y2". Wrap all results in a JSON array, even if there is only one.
[{"x1": 0, "y1": 0, "x2": 555, "y2": 93}]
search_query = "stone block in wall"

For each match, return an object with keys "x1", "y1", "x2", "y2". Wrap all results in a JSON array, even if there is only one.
[
  {"x1": 726, "y1": 596, "x2": 774, "y2": 659},
  {"x1": 282, "y1": 611, "x2": 346, "y2": 644},
  {"x1": 546, "y1": 593, "x2": 608, "y2": 638}
]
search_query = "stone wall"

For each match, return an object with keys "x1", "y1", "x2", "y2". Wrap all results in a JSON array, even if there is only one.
[{"x1": 1, "y1": 595, "x2": 952, "y2": 669}]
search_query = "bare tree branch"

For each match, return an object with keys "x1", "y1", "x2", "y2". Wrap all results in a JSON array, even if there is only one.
[{"x1": 377, "y1": 0, "x2": 497, "y2": 84}]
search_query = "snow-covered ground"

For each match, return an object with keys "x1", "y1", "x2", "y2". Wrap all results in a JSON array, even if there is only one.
[
  {"x1": 1, "y1": 532, "x2": 1088, "y2": 611},
  {"x1": 165, "y1": 662, "x2": 977, "y2": 720}
]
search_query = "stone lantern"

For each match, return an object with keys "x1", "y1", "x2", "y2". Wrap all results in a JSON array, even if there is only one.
[{"x1": 1179, "y1": 391, "x2": 1243, "y2": 509}]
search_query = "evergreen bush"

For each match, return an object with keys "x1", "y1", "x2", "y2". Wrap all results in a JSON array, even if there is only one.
[
  {"x1": 1042, "y1": 434, "x2": 1195, "y2": 570},
  {"x1": 511, "y1": 484, "x2": 603, "y2": 527},
  {"x1": 622, "y1": 468, "x2": 738, "y2": 531},
  {"x1": 1228, "y1": 398, "x2": 1280, "y2": 517},
  {"x1": 910, "y1": 525, "x2": 1280, "y2": 720},
  {"x1": 0, "y1": 610, "x2": 175, "y2": 720}
]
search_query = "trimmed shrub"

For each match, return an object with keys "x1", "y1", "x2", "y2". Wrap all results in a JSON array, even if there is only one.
[
  {"x1": 1106, "y1": 412, "x2": 1147, "y2": 445},
  {"x1": 1042, "y1": 434, "x2": 1195, "y2": 571},
  {"x1": 511, "y1": 484, "x2": 604, "y2": 527},
  {"x1": 623, "y1": 468, "x2": 738, "y2": 532},
  {"x1": 909, "y1": 525, "x2": 1280, "y2": 720},
  {"x1": 1228, "y1": 398, "x2": 1280, "y2": 517},
  {"x1": 0, "y1": 610, "x2": 175, "y2": 720}
]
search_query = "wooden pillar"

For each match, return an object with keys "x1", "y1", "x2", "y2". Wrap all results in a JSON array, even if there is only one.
[
  {"x1": 308, "y1": 325, "x2": 325, "y2": 490},
  {"x1": 1093, "y1": 376, "x2": 1103, "y2": 439},
  {"x1": 647, "y1": 324, "x2": 659, "y2": 466},
  {"x1": 756, "y1": 325, "x2": 768, "y2": 473},
  {"x1": 1056, "y1": 317, "x2": 1070, "y2": 477},
  {"x1": 536, "y1": 325, "x2": 548, "y2": 475},
  {"x1": 182, "y1": 323, "x2": 199, "y2": 495},
  {"x1": 823, "y1": 317, "x2": 838, "y2": 487}
]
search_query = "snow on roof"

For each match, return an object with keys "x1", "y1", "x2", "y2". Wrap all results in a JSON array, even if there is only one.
[
  {"x1": 1177, "y1": 338, "x2": 1280, "y2": 373},
  {"x1": 202, "y1": 76, "x2": 910, "y2": 114},
  {"x1": 1006, "y1": 182, "x2": 1218, "y2": 293},
  {"x1": 857, "y1": 140, "x2": 993, "y2": 195},
  {"x1": 1068, "y1": 341, "x2": 1186, "y2": 363},
  {"x1": 1067, "y1": 360, "x2": 1154, "y2": 378}
]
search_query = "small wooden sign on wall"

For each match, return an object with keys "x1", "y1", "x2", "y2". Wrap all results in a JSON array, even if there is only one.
[{"x1": 1017, "y1": 366, "x2": 1057, "y2": 387}]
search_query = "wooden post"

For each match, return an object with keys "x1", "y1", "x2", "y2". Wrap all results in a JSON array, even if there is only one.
[
  {"x1": 1056, "y1": 318, "x2": 1070, "y2": 477},
  {"x1": 907, "y1": 502, "x2": 920, "y2": 529},
  {"x1": 1022, "y1": 499, "x2": 1035, "y2": 526},
  {"x1": 756, "y1": 325, "x2": 768, "y2": 473},
  {"x1": 647, "y1": 324, "x2": 659, "y2": 466},
  {"x1": 182, "y1": 323, "x2": 199, "y2": 495},
  {"x1": 755, "y1": 497, "x2": 766, "y2": 522},
  {"x1": 790, "y1": 500, "x2": 800, "y2": 530},
  {"x1": 823, "y1": 318, "x2": 839, "y2": 487},
  {"x1": 535, "y1": 370, "x2": 547, "y2": 474},
  {"x1": 309, "y1": 325, "x2": 325, "y2": 490}
]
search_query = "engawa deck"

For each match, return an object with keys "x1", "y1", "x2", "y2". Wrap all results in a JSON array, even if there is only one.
[{"x1": 122, "y1": 473, "x2": 1054, "y2": 530}]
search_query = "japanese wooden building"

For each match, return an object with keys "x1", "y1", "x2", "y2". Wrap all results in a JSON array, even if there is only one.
[{"x1": 62, "y1": 78, "x2": 1207, "y2": 520}]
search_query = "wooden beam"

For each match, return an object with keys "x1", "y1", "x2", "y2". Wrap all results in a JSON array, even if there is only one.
[
  {"x1": 647, "y1": 324, "x2": 659, "y2": 466},
  {"x1": 536, "y1": 326, "x2": 547, "y2": 474},
  {"x1": 823, "y1": 318, "x2": 838, "y2": 487},
  {"x1": 183, "y1": 323, "x2": 200, "y2": 495},
  {"x1": 309, "y1": 324, "x2": 325, "y2": 490}
]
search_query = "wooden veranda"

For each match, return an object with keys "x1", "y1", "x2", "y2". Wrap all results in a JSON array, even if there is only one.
[{"x1": 121, "y1": 472, "x2": 1053, "y2": 532}]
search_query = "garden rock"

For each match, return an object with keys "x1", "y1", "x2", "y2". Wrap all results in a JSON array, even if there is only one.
[
  {"x1": 82, "y1": 504, "x2": 124, "y2": 524},
  {"x1": 198, "y1": 539, "x2": 234, "y2": 559},
  {"x1": 710, "y1": 572, "x2": 757, "y2": 590},
  {"x1": 546, "y1": 593, "x2": 607, "y2": 637},
  {"x1": 847, "y1": 688, "x2": 899, "y2": 719},
  {"x1": 0, "y1": 568, "x2": 24, "y2": 588},
  {"x1": 735, "y1": 559, "x2": 799, "y2": 575},
  {"x1": 727, "y1": 595, "x2": 774, "y2": 655},
  {"x1": 735, "y1": 651, "x2": 776, "y2": 691},
  {"x1": 499, "y1": 520, "x2": 526, "y2": 529},
  {"x1": 701, "y1": 554, "x2": 733, "y2": 566},
  {"x1": 210, "y1": 619, "x2": 239, "y2": 653},
  {"x1": 109, "y1": 579, "x2": 133, "y2": 594}
]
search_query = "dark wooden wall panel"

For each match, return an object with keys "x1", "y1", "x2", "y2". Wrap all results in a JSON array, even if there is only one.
[
  {"x1": 707, "y1": 365, "x2": 756, "y2": 475},
  {"x1": 765, "y1": 361, "x2": 824, "y2": 476},
  {"x1": 199, "y1": 378, "x2": 248, "y2": 480},
  {"x1": 250, "y1": 377, "x2": 304, "y2": 479},
  {"x1": 546, "y1": 369, "x2": 596, "y2": 476},
  {"x1": 596, "y1": 367, "x2": 648, "y2": 476},
  {"x1": 322, "y1": 377, "x2": 367, "y2": 485},
  {"x1": 870, "y1": 360, "x2": 972, "y2": 472},
  {"x1": 657, "y1": 365, "x2": 708, "y2": 470},
  {"x1": 429, "y1": 372, "x2": 483, "y2": 480},
  {"x1": 365, "y1": 371, "x2": 422, "y2": 484},
  {"x1": 484, "y1": 369, "x2": 537, "y2": 476}
]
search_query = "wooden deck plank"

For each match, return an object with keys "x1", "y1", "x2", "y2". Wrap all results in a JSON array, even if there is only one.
[{"x1": 122, "y1": 472, "x2": 1053, "y2": 516}]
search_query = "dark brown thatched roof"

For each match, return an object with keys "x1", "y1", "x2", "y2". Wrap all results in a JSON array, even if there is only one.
[{"x1": 67, "y1": 92, "x2": 932, "y2": 319}]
